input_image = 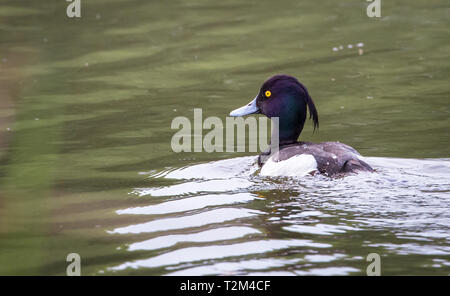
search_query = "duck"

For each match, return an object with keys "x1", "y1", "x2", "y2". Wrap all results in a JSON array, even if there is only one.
[{"x1": 229, "y1": 74, "x2": 373, "y2": 177}]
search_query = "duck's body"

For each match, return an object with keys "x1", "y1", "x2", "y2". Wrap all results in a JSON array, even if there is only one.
[
  {"x1": 229, "y1": 74, "x2": 373, "y2": 177},
  {"x1": 258, "y1": 141, "x2": 373, "y2": 177}
]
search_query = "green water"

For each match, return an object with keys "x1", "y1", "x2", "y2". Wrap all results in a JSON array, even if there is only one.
[{"x1": 0, "y1": 0, "x2": 449, "y2": 275}]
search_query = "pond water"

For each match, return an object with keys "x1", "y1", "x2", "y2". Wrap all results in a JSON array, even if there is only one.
[{"x1": 0, "y1": 0, "x2": 449, "y2": 275}]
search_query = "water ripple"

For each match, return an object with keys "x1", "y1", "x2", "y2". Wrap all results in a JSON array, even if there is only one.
[
  {"x1": 129, "y1": 226, "x2": 261, "y2": 251},
  {"x1": 109, "y1": 156, "x2": 450, "y2": 275},
  {"x1": 118, "y1": 192, "x2": 258, "y2": 215},
  {"x1": 110, "y1": 239, "x2": 331, "y2": 271},
  {"x1": 110, "y1": 208, "x2": 261, "y2": 234}
]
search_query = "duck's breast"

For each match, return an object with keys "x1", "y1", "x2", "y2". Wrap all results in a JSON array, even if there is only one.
[{"x1": 260, "y1": 154, "x2": 317, "y2": 177}]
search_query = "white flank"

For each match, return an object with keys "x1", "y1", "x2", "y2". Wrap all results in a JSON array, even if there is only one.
[{"x1": 260, "y1": 154, "x2": 318, "y2": 177}]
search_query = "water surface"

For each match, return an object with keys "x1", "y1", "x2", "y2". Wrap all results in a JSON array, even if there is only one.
[{"x1": 0, "y1": 0, "x2": 449, "y2": 275}]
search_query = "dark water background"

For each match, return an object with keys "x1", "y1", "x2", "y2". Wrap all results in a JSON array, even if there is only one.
[{"x1": 0, "y1": 0, "x2": 449, "y2": 275}]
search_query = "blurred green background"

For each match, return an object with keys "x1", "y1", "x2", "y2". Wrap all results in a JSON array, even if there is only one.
[{"x1": 0, "y1": 0, "x2": 448, "y2": 275}]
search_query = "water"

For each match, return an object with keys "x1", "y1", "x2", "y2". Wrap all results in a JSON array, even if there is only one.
[
  {"x1": 0, "y1": 0, "x2": 449, "y2": 275},
  {"x1": 105, "y1": 156, "x2": 450, "y2": 275}
]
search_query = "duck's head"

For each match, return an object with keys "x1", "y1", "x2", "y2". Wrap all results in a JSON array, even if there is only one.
[{"x1": 230, "y1": 74, "x2": 319, "y2": 145}]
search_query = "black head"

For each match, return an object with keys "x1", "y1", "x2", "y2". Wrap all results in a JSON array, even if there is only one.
[{"x1": 230, "y1": 74, "x2": 319, "y2": 145}]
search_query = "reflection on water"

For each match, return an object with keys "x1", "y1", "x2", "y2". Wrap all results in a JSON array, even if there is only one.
[
  {"x1": 118, "y1": 193, "x2": 258, "y2": 215},
  {"x1": 107, "y1": 156, "x2": 450, "y2": 275},
  {"x1": 0, "y1": 0, "x2": 449, "y2": 275},
  {"x1": 111, "y1": 208, "x2": 261, "y2": 234},
  {"x1": 128, "y1": 227, "x2": 261, "y2": 251},
  {"x1": 112, "y1": 239, "x2": 331, "y2": 271}
]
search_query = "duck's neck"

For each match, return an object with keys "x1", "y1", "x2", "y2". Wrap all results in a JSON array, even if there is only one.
[
  {"x1": 278, "y1": 122, "x2": 303, "y2": 145},
  {"x1": 271, "y1": 109, "x2": 306, "y2": 147}
]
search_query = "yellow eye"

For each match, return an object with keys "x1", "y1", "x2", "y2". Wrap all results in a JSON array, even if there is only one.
[{"x1": 265, "y1": 90, "x2": 271, "y2": 98}]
